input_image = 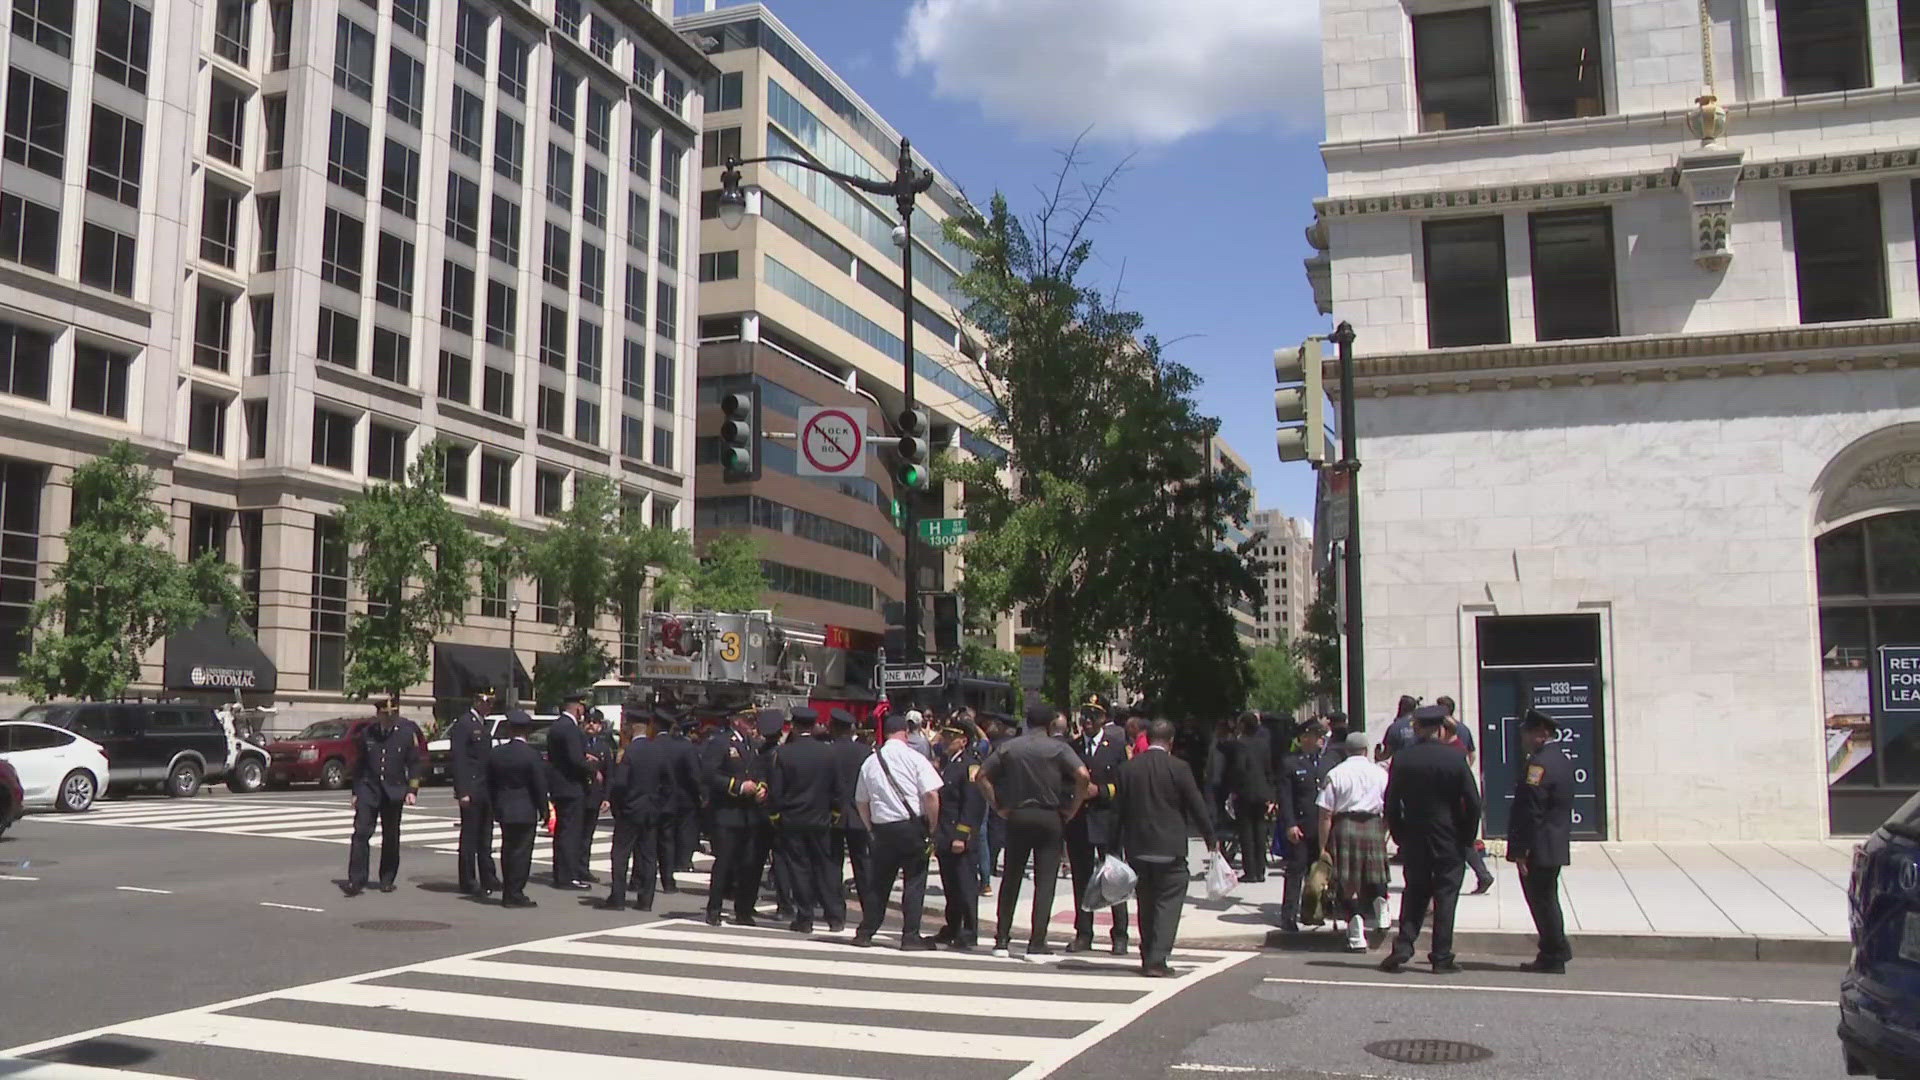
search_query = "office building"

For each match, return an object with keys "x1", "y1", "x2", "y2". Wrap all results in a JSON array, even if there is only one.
[{"x1": 1251, "y1": 510, "x2": 1311, "y2": 646}]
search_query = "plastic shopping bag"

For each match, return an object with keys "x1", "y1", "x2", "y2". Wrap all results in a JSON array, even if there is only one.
[
  {"x1": 1204, "y1": 853, "x2": 1240, "y2": 902},
  {"x1": 1081, "y1": 853, "x2": 1138, "y2": 911}
]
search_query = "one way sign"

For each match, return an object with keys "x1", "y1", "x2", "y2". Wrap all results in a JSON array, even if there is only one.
[{"x1": 881, "y1": 662, "x2": 946, "y2": 689}]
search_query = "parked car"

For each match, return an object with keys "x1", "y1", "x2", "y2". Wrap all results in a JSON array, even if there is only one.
[
  {"x1": 266, "y1": 718, "x2": 428, "y2": 790},
  {"x1": 0, "y1": 759, "x2": 22, "y2": 838},
  {"x1": 14, "y1": 702, "x2": 268, "y2": 798},
  {"x1": 1842, "y1": 791, "x2": 1920, "y2": 1077},
  {"x1": 0, "y1": 721, "x2": 109, "y2": 812},
  {"x1": 425, "y1": 713, "x2": 556, "y2": 784}
]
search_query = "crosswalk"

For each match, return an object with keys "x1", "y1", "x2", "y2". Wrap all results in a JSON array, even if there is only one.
[{"x1": 1, "y1": 916, "x2": 1250, "y2": 1079}]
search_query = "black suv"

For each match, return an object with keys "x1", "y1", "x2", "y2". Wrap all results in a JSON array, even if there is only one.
[{"x1": 15, "y1": 702, "x2": 268, "y2": 797}]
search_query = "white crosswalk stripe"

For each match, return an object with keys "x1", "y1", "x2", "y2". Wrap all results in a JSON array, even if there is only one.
[{"x1": 1, "y1": 917, "x2": 1250, "y2": 1079}]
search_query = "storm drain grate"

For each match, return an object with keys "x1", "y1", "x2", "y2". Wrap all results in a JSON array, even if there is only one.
[
  {"x1": 1365, "y1": 1039, "x2": 1495, "y2": 1065},
  {"x1": 354, "y1": 919, "x2": 451, "y2": 932}
]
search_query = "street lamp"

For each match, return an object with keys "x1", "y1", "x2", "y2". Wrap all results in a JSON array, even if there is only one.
[
  {"x1": 716, "y1": 139, "x2": 937, "y2": 662},
  {"x1": 506, "y1": 592, "x2": 520, "y2": 709}
]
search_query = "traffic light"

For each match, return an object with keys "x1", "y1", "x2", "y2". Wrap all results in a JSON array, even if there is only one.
[
  {"x1": 895, "y1": 407, "x2": 930, "y2": 489},
  {"x1": 1275, "y1": 339, "x2": 1327, "y2": 465},
  {"x1": 932, "y1": 592, "x2": 962, "y2": 654},
  {"x1": 718, "y1": 388, "x2": 761, "y2": 481}
]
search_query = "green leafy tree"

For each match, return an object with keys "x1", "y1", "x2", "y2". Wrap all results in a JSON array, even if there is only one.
[
  {"x1": 1248, "y1": 642, "x2": 1309, "y2": 715},
  {"x1": 686, "y1": 532, "x2": 768, "y2": 611},
  {"x1": 1296, "y1": 567, "x2": 1342, "y2": 703},
  {"x1": 333, "y1": 445, "x2": 482, "y2": 699},
  {"x1": 17, "y1": 441, "x2": 251, "y2": 701}
]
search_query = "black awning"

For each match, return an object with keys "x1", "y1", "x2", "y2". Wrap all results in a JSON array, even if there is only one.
[
  {"x1": 164, "y1": 612, "x2": 277, "y2": 695},
  {"x1": 434, "y1": 642, "x2": 531, "y2": 702}
]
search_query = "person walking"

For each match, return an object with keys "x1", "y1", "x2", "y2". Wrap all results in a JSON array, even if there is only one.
[
  {"x1": 978, "y1": 704, "x2": 1093, "y2": 958},
  {"x1": 487, "y1": 710, "x2": 548, "y2": 908},
  {"x1": 701, "y1": 707, "x2": 765, "y2": 926},
  {"x1": 1379, "y1": 706, "x2": 1484, "y2": 975},
  {"x1": 448, "y1": 687, "x2": 500, "y2": 898},
  {"x1": 852, "y1": 715, "x2": 947, "y2": 950},
  {"x1": 1276, "y1": 719, "x2": 1331, "y2": 932},
  {"x1": 1507, "y1": 708, "x2": 1575, "y2": 973},
  {"x1": 341, "y1": 696, "x2": 422, "y2": 897},
  {"x1": 768, "y1": 707, "x2": 843, "y2": 934},
  {"x1": 1436, "y1": 695, "x2": 1496, "y2": 894},
  {"x1": 1316, "y1": 731, "x2": 1391, "y2": 951},
  {"x1": 598, "y1": 711, "x2": 683, "y2": 912},
  {"x1": 1115, "y1": 718, "x2": 1216, "y2": 977},
  {"x1": 932, "y1": 718, "x2": 985, "y2": 950},
  {"x1": 545, "y1": 692, "x2": 595, "y2": 890},
  {"x1": 1074, "y1": 705, "x2": 1136, "y2": 955},
  {"x1": 1225, "y1": 712, "x2": 1276, "y2": 882},
  {"x1": 828, "y1": 708, "x2": 872, "y2": 917},
  {"x1": 580, "y1": 711, "x2": 615, "y2": 884}
]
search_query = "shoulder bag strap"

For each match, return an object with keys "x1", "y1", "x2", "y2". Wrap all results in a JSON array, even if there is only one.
[{"x1": 874, "y1": 743, "x2": 919, "y2": 820}]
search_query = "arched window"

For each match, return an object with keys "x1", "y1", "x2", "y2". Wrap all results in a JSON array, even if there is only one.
[{"x1": 1818, "y1": 510, "x2": 1920, "y2": 790}]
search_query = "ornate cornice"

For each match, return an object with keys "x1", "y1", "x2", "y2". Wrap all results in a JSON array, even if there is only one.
[
  {"x1": 1327, "y1": 320, "x2": 1920, "y2": 398},
  {"x1": 1314, "y1": 146, "x2": 1920, "y2": 220}
]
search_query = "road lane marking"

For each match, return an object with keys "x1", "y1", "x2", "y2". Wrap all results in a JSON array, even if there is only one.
[
  {"x1": 114, "y1": 886, "x2": 173, "y2": 895},
  {"x1": 0, "y1": 874, "x2": 40, "y2": 881},
  {"x1": 1261, "y1": 976, "x2": 1831, "y2": 1007},
  {"x1": 259, "y1": 902, "x2": 325, "y2": 913}
]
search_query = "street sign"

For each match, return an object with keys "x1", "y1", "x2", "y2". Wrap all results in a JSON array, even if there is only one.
[
  {"x1": 881, "y1": 661, "x2": 946, "y2": 688},
  {"x1": 796, "y1": 406, "x2": 866, "y2": 477},
  {"x1": 919, "y1": 517, "x2": 967, "y2": 540}
]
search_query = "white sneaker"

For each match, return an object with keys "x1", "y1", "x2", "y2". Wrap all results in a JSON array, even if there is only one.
[
  {"x1": 991, "y1": 946, "x2": 1010, "y2": 958},
  {"x1": 1371, "y1": 898, "x2": 1391, "y2": 932},
  {"x1": 1347, "y1": 921, "x2": 1368, "y2": 952}
]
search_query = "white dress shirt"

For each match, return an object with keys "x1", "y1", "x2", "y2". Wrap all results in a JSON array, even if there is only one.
[
  {"x1": 1316, "y1": 754, "x2": 1389, "y2": 815},
  {"x1": 854, "y1": 739, "x2": 945, "y2": 824}
]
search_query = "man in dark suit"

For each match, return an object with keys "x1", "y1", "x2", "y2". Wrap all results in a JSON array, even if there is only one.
[
  {"x1": 1226, "y1": 712, "x2": 1277, "y2": 882},
  {"x1": 1507, "y1": 708, "x2": 1576, "y2": 974},
  {"x1": 828, "y1": 708, "x2": 872, "y2": 918},
  {"x1": 767, "y1": 707, "x2": 842, "y2": 933},
  {"x1": 1276, "y1": 720, "x2": 1332, "y2": 931},
  {"x1": 932, "y1": 719, "x2": 985, "y2": 950},
  {"x1": 701, "y1": 707, "x2": 764, "y2": 926},
  {"x1": 487, "y1": 710, "x2": 548, "y2": 907},
  {"x1": 654, "y1": 708, "x2": 703, "y2": 895},
  {"x1": 342, "y1": 696, "x2": 422, "y2": 897},
  {"x1": 1380, "y1": 705, "x2": 1484, "y2": 975},
  {"x1": 1115, "y1": 718, "x2": 1216, "y2": 977},
  {"x1": 545, "y1": 692, "x2": 595, "y2": 889},
  {"x1": 581, "y1": 710, "x2": 615, "y2": 883},
  {"x1": 1074, "y1": 707, "x2": 1136, "y2": 954},
  {"x1": 598, "y1": 711, "x2": 688, "y2": 911},
  {"x1": 448, "y1": 687, "x2": 500, "y2": 897},
  {"x1": 750, "y1": 710, "x2": 794, "y2": 917}
]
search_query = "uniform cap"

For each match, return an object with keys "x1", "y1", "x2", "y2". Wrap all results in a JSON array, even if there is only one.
[
  {"x1": 474, "y1": 686, "x2": 498, "y2": 699},
  {"x1": 1411, "y1": 704, "x2": 1449, "y2": 726},
  {"x1": 1083, "y1": 695, "x2": 1108, "y2": 714},
  {"x1": 828, "y1": 708, "x2": 856, "y2": 728},
  {"x1": 755, "y1": 709, "x2": 787, "y2": 739},
  {"x1": 565, "y1": 689, "x2": 593, "y2": 706},
  {"x1": 789, "y1": 706, "x2": 819, "y2": 725},
  {"x1": 507, "y1": 709, "x2": 536, "y2": 730},
  {"x1": 1521, "y1": 708, "x2": 1559, "y2": 732}
]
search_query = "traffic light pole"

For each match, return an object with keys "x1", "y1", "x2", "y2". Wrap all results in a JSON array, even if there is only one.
[
  {"x1": 1329, "y1": 321, "x2": 1364, "y2": 730},
  {"x1": 896, "y1": 140, "x2": 922, "y2": 665}
]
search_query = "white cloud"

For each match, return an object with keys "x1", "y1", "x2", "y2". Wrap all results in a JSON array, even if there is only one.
[{"x1": 896, "y1": 0, "x2": 1321, "y2": 144}]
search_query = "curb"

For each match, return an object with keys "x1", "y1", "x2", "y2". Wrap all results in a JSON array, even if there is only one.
[{"x1": 1180, "y1": 927, "x2": 1851, "y2": 964}]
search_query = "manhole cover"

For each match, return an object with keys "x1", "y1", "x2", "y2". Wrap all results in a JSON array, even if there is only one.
[
  {"x1": 353, "y1": 919, "x2": 451, "y2": 932},
  {"x1": 1365, "y1": 1040, "x2": 1495, "y2": 1066}
]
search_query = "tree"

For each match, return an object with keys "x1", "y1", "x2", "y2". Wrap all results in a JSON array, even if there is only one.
[
  {"x1": 16, "y1": 441, "x2": 251, "y2": 702},
  {"x1": 1248, "y1": 642, "x2": 1309, "y2": 716},
  {"x1": 1296, "y1": 567, "x2": 1342, "y2": 703},
  {"x1": 334, "y1": 445, "x2": 482, "y2": 699},
  {"x1": 685, "y1": 532, "x2": 767, "y2": 611}
]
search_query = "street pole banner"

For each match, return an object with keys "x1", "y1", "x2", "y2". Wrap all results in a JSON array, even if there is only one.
[{"x1": 796, "y1": 406, "x2": 867, "y2": 477}]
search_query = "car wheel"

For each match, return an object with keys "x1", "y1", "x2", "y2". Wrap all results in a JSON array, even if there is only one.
[
  {"x1": 167, "y1": 759, "x2": 203, "y2": 798},
  {"x1": 226, "y1": 757, "x2": 265, "y2": 794},
  {"x1": 319, "y1": 759, "x2": 347, "y2": 790},
  {"x1": 57, "y1": 770, "x2": 97, "y2": 813}
]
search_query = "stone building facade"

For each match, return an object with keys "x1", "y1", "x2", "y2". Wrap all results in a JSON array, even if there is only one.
[{"x1": 1251, "y1": 510, "x2": 1312, "y2": 647}]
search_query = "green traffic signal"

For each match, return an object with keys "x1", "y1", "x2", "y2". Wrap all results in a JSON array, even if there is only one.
[{"x1": 897, "y1": 463, "x2": 928, "y2": 489}]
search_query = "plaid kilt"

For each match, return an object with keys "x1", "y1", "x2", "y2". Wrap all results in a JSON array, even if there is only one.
[{"x1": 1327, "y1": 813, "x2": 1389, "y2": 892}]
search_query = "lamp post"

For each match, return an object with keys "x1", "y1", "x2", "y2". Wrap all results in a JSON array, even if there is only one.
[
  {"x1": 717, "y1": 139, "x2": 936, "y2": 661},
  {"x1": 506, "y1": 592, "x2": 520, "y2": 710},
  {"x1": 1327, "y1": 321, "x2": 1364, "y2": 729}
]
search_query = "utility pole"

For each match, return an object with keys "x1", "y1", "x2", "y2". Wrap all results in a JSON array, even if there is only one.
[
  {"x1": 896, "y1": 138, "x2": 922, "y2": 664},
  {"x1": 1328, "y1": 321, "x2": 1364, "y2": 728}
]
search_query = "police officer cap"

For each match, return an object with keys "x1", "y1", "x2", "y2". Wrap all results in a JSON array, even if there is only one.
[
  {"x1": 1412, "y1": 704, "x2": 1449, "y2": 726},
  {"x1": 506, "y1": 709, "x2": 536, "y2": 732},
  {"x1": 1521, "y1": 708, "x2": 1559, "y2": 732},
  {"x1": 789, "y1": 706, "x2": 819, "y2": 726},
  {"x1": 828, "y1": 707, "x2": 855, "y2": 728},
  {"x1": 755, "y1": 709, "x2": 787, "y2": 739},
  {"x1": 565, "y1": 689, "x2": 593, "y2": 706},
  {"x1": 474, "y1": 686, "x2": 498, "y2": 700},
  {"x1": 374, "y1": 694, "x2": 400, "y2": 711}
]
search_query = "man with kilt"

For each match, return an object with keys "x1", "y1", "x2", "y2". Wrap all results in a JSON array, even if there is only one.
[{"x1": 1315, "y1": 730, "x2": 1392, "y2": 952}]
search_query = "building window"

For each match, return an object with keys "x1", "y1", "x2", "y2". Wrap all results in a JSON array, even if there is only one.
[
  {"x1": 320, "y1": 208, "x2": 364, "y2": 291},
  {"x1": 652, "y1": 499, "x2": 675, "y2": 531},
  {"x1": 368, "y1": 421, "x2": 408, "y2": 481},
  {"x1": 206, "y1": 80, "x2": 248, "y2": 165},
  {"x1": 1516, "y1": 0, "x2": 1604, "y2": 121},
  {"x1": 71, "y1": 344, "x2": 130, "y2": 419},
  {"x1": 381, "y1": 140, "x2": 420, "y2": 219},
  {"x1": 256, "y1": 195, "x2": 280, "y2": 270},
  {"x1": 491, "y1": 196, "x2": 521, "y2": 265},
  {"x1": 577, "y1": 319, "x2": 603, "y2": 383},
  {"x1": 712, "y1": 71, "x2": 743, "y2": 111},
  {"x1": 543, "y1": 223, "x2": 571, "y2": 288},
  {"x1": 546, "y1": 143, "x2": 574, "y2": 210},
  {"x1": 759, "y1": 561, "x2": 875, "y2": 610},
  {"x1": 86, "y1": 106, "x2": 143, "y2": 207},
  {"x1": 250, "y1": 295, "x2": 274, "y2": 373},
  {"x1": 574, "y1": 398, "x2": 600, "y2": 445},
  {"x1": 267, "y1": 0, "x2": 289, "y2": 69},
  {"x1": 438, "y1": 349, "x2": 470, "y2": 404},
  {"x1": 656, "y1": 209, "x2": 679, "y2": 269},
  {"x1": 243, "y1": 399, "x2": 267, "y2": 458},
  {"x1": 454, "y1": 1, "x2": 489, "y2": 74},
  {"x1": 14, "y1": 0, "x2": 74, "y2": 56},
  {"x1": 498, "y1": 29, "x2": 528, "y2": 101},
  {"x1": 620, "y1": 414, "x2": 643, "y2": 458},
  {"x1": 555, "y1": 0, "x2": 581, "y2": 36},
  {"x1": 316, "y1": 306, "x2": 359, "y2": 368},
  {"x1": 441, "y1": 441, "x2": 469, "y2": 498},
  {"x1": 583, "y1": 167, "x2": 608, "y2": 229},
  {"x1": 333, "y1": 15, "x2": 375, "y2": 100},
  {"x1": 262, "y1": 94, "x2": 285, "y2": 168},
  {"x1": 661, "y1": 144, "x2": 682, "y2": 200},
  {"x1": 539, "y1": 303, "x2": 567, "y2": 370},
  {"x1": 371, "y1": 325, "x2": 409, "y2": 383},
  {"x1": 311, "y1": 406, "x2": 355, "y2": 471},
  {"x1": 663, "y1": 73, "x2": 686, "y2": 116},
  {"x1": 622, "y1": 340, "x2": 646, "y2": 400},
  {"x1": 0, "y1": 194, "x2": 57, "y2": 273},
  {"x1": 479, "y1": 452, "x2": 512, "y2": 507},
  {"x1": 482, "y1": 365, "x2": 513, "y2": 417},
  {"x1": 702, "y1": 127, "x2": 741, "y2": 169},
  {"x1": 1529, "y1": 207, "x2": 1616, "y2": 341},
  {"x1": 624, "y1": 267, "x2": 648, "y2": 325},
  {"x1": 213, "y1": 0, "x2": 250, "y2": 65},
  {"x1": 79, "y1": 223, "x2": 136, "y2": 297},
  {"x1": 392, "y1": 0, "x2": 428, "y2": 39},
  {"x1": 388, "y1": 47, "x2": 425, "y2": 128},
  {"x1": 629, "y1": 119, "x2": 653, "y2": 179},
  {"x1": 699, "y1": 250, "x2": 740, "y2": 282},
  {"x1": 1423, "y1": 216, "x2": 1508, "y2": 347},
  {"x1": 1816, "y1": 511, "x2": 1920, "y2": 796},
  {"x1": 0, "y1": 459, "x2": 41, "y2": 673},
  {"x1": 633, "y1": 50, "x2": 656, "y2": 93},
  {"x1": 494, "y1": 111, "x2": 524, "y2": 183},
  {"x1": 537, "y1": 385, "x2": 565, "y2": 434},
  {"x1": 1794, "y1": 185, "x2": 1887, "y2": 323},
  {"x1": 550, "y1": 67, "x2": 577, "y2": 132},
  {"x1": 188, "y1": 504, "x2": 230, "y2": 562},
  {"x1": 627, "y1": 191, "x2": 650, "y2": 253},
  {"x1": 651, "y1": 423, "x2": 673, "y2": 469},
  {"x1": 441, "y1": 260, "x2": 476, "y2": 335},
  {"x1": 654, "y1": 280, "x2": 677, "y2": 341},
  {"x1": 588, "y1": 14, "x2": 614, "y2": 61},
  {"x1": 485, "y1": 279, "x2": 517, "y2": 349},
  {"x1": 188, "y1": 391, "x2": 228, "y2": 455},
  {"x1": 4, "y1": 69, "x2": 68, "y2": 178},
  {"x1": 375, "y1": 232, "x2": 415, "y2": 311},
  {"x1": 0, "y1": 320, "x2": 53, "y2": 401},
  {"x1": 653, "y1": 351, "x2": 675, "y2": 411},
  {"x1": 1413, "y1": 8, "x2": 1497, "y2": 132},
  {"x1": 200, "y1": 180, "x2": 241, "y2": 267},
  {"x1": 447, "y1": 172, "x2": 480, "y2": 246},
  {"x1": 534, "y1": 467, "x2": 565, "y2": 516},
  {"x1": 1779, "y1": 0, "x2": 1870, "y2": 96},
  {"x1": 96, "y1": 0, "x2": 151, "y2": 90},
  {"x1": 586, "y1": 91, "x2": 612, "y2": 153},
  {"x1": 580, "y1": 243, "x2": 605, "y2": 306},
  {"x1": 310, "y1": 517, "x2": 348, "y2": 691},
  {"x1": 194, "y1": 287, "x2": 233, "y2": 371},
  {"x1": 450, "y1": 87, "x2": 484, "y2": 159}
]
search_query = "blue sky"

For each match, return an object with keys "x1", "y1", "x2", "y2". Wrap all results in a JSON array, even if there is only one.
[{"x1": 676, "y1": 0, "x2": 1329, "y2": 525}]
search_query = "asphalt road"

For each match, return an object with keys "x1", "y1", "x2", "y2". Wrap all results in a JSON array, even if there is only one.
[{"x1": 0, "y1": 786, "x2": 1857, "y2": 1079}]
